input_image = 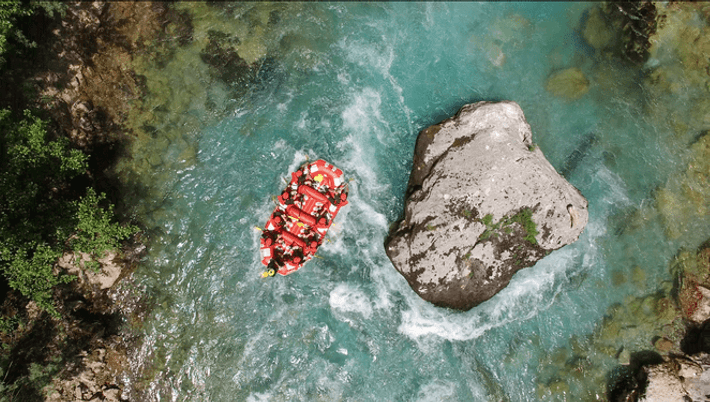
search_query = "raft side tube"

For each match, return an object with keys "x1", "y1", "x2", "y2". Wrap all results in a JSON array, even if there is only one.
[
  {"x1": 281, "y1": 228, "x2": 307, "y2": 249},
  {"x1": 298, "y1": 185, "x2": 329, "y2": 204},
  {"x1": 286, "y1": 204, "x2": 317, "y2": 227}
]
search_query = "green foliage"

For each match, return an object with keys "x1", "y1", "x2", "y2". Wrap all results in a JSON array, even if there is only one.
[
  {"x1": 0, "y1": 109, "x2": 87, "y2": 226},
  {"x1": 0, "y1": 1, "x2": 66, "y2": 67},
  {"x1": 0, "y1": 360, "x2": 60, "y2": 401},
  {"x1": 71, "y1": 188, "x2": 138, "y2": 271},
  {"x1": 0, "y1": 316, "x2": 18, "y2": 335},
  {"x1": 0, "y1": 1, "x2": 33, "y2": 62},
  {"x1": 1, "y1": 244, "x2": 71, "y2": 315},
  {"x1": 509, "y1": 208, "x2": 539, "y2": 244},
  {"x1": 482, "y1": 214, "x2": 493, "y2": 226},
  {"x1": 0, "y1": 109, "x2": 137, "y2": 314},
  {"x1": 478, "y1": 208, "x2": 539, "y2": 245},
  {"x1": 479, "y1": 214, "x2": 496, "y2": 240},
  {"x1": 0, "y1": 109, "x2": 87, "y2": 315}
]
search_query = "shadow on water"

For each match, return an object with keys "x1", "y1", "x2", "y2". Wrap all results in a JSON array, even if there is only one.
[{"x1": 0, "y1": 6, "x2": 162, "y2": 398}]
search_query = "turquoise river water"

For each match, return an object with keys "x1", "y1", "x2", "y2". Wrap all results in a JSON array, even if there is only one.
[{"x1": 116, "y1": 3, "x2": 710, "y2": 401}]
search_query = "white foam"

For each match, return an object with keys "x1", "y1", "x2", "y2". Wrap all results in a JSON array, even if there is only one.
[
  {"x1": 354, "y1": 199, "x2": 388, "y2": 231},
  {"x1": 341, "y1": 87, "x2": 384, "y2": 136},
  {"x1": 416, "y1": 380, "x2": 457, "y2": 402},
  {"x1": 295, "y1": 112, "x2": 308, "y2": 130},
  {"x1": 337, "y1": 71, "x2": 350, "y2": 85},
  {"x1": 338, "y1": 29, "x2": 414, "y2": 136},
  {"x1": 398, "y1": 240, "x2": 584, "y2": 342},
  {"x1": 286, "y1": 149, "x2": 315, "y2": 174},
  {"x1": 338, "y1": 133, "x2": 392, "y2": 204},
  {"x1": 339, "y1": 38, "x2": 394, "y2": 73},
  {"x1": 329, "y1": 283, "x2": 373, "y2": 319},
  {"x1": 246, "y1": 392, "x2": 271, "y2": 402},
  {"x1": 272, "y1": 139, "x2": 287, "y2": 150},
  {"x1": 338, "y1": 87, "x2": 382, "y2": 175},
  {"x1": 369, "y1": 259, "x2": 402, "y2": 312},
  {"x1": 595, "y1": 164, "x2": 631, "y2": 207}
]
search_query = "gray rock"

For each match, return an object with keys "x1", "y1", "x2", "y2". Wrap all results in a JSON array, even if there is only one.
[
  {"x1": 103, "y1": 387, "x2": 122, "y2": 402},
  {"x1": 641, "y1": 353, "x2": 710, "y2": 402},
  {"x1": 385, "y1": 101, "x2": 588, "y2": 310}
]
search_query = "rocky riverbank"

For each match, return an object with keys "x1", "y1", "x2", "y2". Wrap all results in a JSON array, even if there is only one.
[
  {"x1": 0, "y1": 2, "x2": 178, "y2": 400},
  {"x1": 531, "y1": 2, "x2": 710, "y2": 399},
  {"x1": 2, "y1": 3, "x2": 342, "y2": 400},
  {"x1": 607, "y1": 241, "x2": 710, "y2": 401},
  {"x1": 606, "y1": 2, "x2": 710, "y2": 399}
]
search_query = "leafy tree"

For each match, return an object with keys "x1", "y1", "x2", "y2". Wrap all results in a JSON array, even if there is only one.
[
  {"x1": 0, "y1": 1, "x2": 33, "y2": 64},
  {"x1": 0, "y1": 109, "x2": 83, "y2": 313},
  {"x1": 0, "y1": 109, "x2": 137, "y2": 314},
  {"x1": 0, "y1": 1, "x2": 66, "y2": 68},
  {"x1": 71, "y1": 188, "x2": 138, "y2": 271}
]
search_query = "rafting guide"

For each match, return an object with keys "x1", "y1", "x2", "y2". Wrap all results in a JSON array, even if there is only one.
[{"x1": 258, "y1": 159, "x2": 349, "y2": 277}]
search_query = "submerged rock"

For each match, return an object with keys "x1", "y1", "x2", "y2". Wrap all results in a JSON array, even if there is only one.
[
  {"x1": 657, "y1": 132, "x2": 710, "y2": 239},
  {"x1": 605, "y1": 1, "x2": 659, "y2": 65},
  {"x1": 545, "y1": 67, "x2": 590, "y2": 101},
  {"x1": 582, "y1": 6, "x2": 614, "y2": 53},
  {"x1": 385, "y1": 101, "x2": 588, "y2": 310}
]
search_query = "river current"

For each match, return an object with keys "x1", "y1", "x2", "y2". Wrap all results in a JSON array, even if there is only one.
[{"x1": 113, "y1": 3, "x2": 710, "y2": 401}]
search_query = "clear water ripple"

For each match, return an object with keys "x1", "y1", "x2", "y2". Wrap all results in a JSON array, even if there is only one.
[{"x1": 120, "y1": 3, "x2": 708, "y2": 401}]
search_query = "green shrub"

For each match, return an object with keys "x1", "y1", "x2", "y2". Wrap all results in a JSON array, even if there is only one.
[
  {"x1": 0, "y1": 360, "x2": 61, "y2": 402},
  {"x1": 0, "y1": 316, "x2": 18, "y2": 335},
  {"x1": 0, "y1": 1, "x2": 66, "y2": 68},
  {"x1": 0, "y1": 109, "x2": 137, "y2": 314},
  {"x1": 509, "y1": 208, "x2": 539, "y2": 245},
  {"x1": 71, "y1": 188, "x2": 138, "y2": 271},
  {"x1": 0, "y1": 1, "x2": 33, "y2": 64},
  {"x1": 477, "y1": 208, "x2": 538, "y2": 245},
  {"x1": 0, "y1": 109, "x2": 87, "y2": 314},
  {"x1": 0, "y1": 244, "x2": 72, "y2": 314}
]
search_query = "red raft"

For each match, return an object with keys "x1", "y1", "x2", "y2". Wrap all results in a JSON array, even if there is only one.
[{"x1": 259, "y1": 159, "x2": 348, "y2": 277}]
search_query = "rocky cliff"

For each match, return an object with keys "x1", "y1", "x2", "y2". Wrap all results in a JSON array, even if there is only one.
[{"x1": 385, "y1": 101, "x2": 588, "y2": 310}]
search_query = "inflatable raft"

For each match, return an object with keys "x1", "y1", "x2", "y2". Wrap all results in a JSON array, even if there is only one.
[{"x1": 259, "y1": 159, "x2": 348, "y2": 276}]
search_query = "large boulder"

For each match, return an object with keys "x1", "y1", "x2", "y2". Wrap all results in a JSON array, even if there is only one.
[{"x1": 385, "y1": 101, "x2": 588, "y2": 310}]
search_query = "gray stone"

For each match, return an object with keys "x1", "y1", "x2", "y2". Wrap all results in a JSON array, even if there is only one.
[
  {"x1": 641, "y1": 353, "x2": 710, "y2": 402},
  {"x1": 385, "y1": 101, "x2": 588, "y2": 310},
  {"x1": 103, "y1": 387, "x2": 121, "y2": 402}
]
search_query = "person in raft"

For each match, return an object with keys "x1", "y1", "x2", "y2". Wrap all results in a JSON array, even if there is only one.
[{"x1": 265, "y1": 254, "x2": 282, "y2": 277}]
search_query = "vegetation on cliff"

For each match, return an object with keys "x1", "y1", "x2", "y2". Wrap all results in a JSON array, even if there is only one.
[
  {"x1": 0, "y1": 1, "x2": 65, "y2": 68},
  {"x1": 0, "y1": 84, "x2": 137, "y2": 320},
  {"x1": 0, "y1": 3, "x2": 141, "y2": 400},
  {"x1": 0, "y1": 0, "x2": 139, "y2": 315}
]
